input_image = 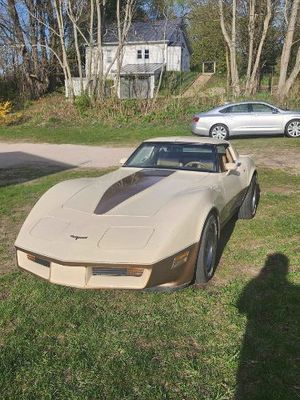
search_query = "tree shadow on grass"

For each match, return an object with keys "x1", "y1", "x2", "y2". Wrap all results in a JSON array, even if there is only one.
[
  {"x1": 0, "y1": 152, "x2": 74, "y2": 187},
  {"x1": 235, "y1": 253, "x2": 300, "y2": 400}
]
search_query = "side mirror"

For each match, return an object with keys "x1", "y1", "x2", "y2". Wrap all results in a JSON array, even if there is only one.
[
  {"x1": 225, "y1": 162, "x2": 238, "y2": 173},
  {"x1": 119, "y1": 157, "x2": 127, "y2": 166},
  {"x1": 272, "y1": 108, "x2": 279, "y2": 114}
]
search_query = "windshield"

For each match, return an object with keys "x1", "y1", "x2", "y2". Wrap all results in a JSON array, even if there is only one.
[{"x1": 124, "y1": 142, "x2": 218, "y2": 172}]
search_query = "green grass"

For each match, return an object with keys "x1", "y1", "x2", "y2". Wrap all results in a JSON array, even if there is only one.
[
  {"x1": 0, "y1": 123, "x2": 187, "y2": 145},
  {"x1": 0, "y1": 165, "x2": 299, "y2": 399},
  {"x1": 1, "y1": 120, "x2": 300, "y2": 153}
]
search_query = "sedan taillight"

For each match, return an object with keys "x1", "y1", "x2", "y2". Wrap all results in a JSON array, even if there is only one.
[{"x1": 192, "y1": 116, "x2": 199, "y2": 123}]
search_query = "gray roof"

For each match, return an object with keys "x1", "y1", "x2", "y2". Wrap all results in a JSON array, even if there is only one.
[
  {"x1": 103, "y1": 18, "x2": 186, "y2": 45},
  {"x1": 120, "y1": 63, "x2": 163, "y2": 75}
]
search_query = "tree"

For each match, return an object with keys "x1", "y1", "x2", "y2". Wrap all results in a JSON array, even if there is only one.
[
  {"x1": 219, "y1": 0, "x2": 240, "y2": 96},
  {"x1": 244, "y1": 0, "x2": 272, "y2": 95},
  {"x1": 277, "y1": 0, "x2": 300, "y2": 101},
  {"x1": 4, "y1": 0, "x2": 51, "y2": 98},
  {"x1": 188, "y1": 0, "x2": 226, "y2": 73}
]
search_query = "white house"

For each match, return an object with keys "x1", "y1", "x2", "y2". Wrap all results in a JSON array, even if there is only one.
[{"x1": 68, "y1": 18, "x2": 191, "y2": 99}]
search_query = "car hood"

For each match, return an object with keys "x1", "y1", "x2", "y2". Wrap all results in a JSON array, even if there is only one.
[
  {"x1": 62, "y1": 167, "x2": 214, "y2": 217},
  {"x1": 16, "y1": 168, "x2": 219, "y2": 264}
]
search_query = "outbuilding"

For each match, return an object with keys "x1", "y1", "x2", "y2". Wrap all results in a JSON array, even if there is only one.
[{"x1": 67, "y1": 18, "x2": 191, "y2": 99}]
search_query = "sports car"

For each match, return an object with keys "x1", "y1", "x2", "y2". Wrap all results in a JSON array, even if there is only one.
[
  {"x1": 192, "y1": 101, "x2": 300, "y2": 139},
  {"x1": 15, "y1": 137, "x2": 259, "y2": 290}
]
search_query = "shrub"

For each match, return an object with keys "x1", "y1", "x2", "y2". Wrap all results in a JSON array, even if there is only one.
[
  {"x1": 74, "y1": 94, "x2": 91, "y2": 115},
  {"x1": 0, "y1": 101, "x2": 12, "y2": 119},
  {"x1": 0, "y1": 101, "x2": 12, "y2": 126},
  {"x1": 0, "y1": 101, "x2": 24, "y2": 126}
]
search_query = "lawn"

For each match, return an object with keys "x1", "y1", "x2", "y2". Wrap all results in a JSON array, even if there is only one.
[
  {"x1": 0, "y1": 163, "x2": 299, "y2": 399},
  {"x1": 0, "y1": 123, "x2": 189, "y2": 146},
  {"x1": 1, "y1": 121, "x2": 300, "y2": 153}
]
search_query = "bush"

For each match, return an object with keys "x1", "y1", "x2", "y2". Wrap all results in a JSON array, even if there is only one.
[
  {"x1": 0, "y1": 101, "x2": 24, "y2": 126},
  {"x1": 74, "y1": 95, "x2": 91, "y2": 115},
  {"x1": 0, "y1": 101, "x2": 12, "y2": 119}
]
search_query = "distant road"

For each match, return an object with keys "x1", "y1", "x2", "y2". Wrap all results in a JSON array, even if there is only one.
[{"x1": 0, "y1": 142, "x2": 135, "y2": 169}]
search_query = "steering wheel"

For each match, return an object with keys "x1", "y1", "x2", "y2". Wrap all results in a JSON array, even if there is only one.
[{"x1": 185, "y1": 161, "x2": 208, "y2": 169}]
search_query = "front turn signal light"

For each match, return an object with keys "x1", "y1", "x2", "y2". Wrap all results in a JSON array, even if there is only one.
[{"x1": 172, "y1": 251, "x2": 189, "y2": 269}]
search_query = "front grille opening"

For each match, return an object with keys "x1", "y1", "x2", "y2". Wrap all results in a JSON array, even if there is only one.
[
  {"x1": 27, "y1": 254, "x2": 50, "y2": 268},
  {"x1": 92, "y1": 267, "x2": 143, "y2": 277}
]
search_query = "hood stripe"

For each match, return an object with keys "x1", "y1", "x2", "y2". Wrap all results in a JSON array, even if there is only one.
[{"x1": 94, "y1": 169, "x2": 175, "y2": 215}]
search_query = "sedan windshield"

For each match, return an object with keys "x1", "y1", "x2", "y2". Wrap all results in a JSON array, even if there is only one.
[{"x1": 125, "y1": 142, "x2": 218, "y2": 172}]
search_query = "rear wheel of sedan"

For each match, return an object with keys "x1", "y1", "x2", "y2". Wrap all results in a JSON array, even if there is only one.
[
  {"x1": 194, "y1": 213, "x2": 218, "y2": 284},
  {"x1": 210, "y1": 124, "x2": 229, "y2": 140},
  {"x1": 238, "y1": 175, "x2": 259, "y2": 219},
  {"x1": 285, "y1": 119, "x2": 300, "y2": 138}
]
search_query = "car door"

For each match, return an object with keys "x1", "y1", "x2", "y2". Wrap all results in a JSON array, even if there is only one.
[
  {"x1": 222, "y1": 103, "x2": 253, "y2": 135},
  {"x1": 248, "y1": 103, "x2": 284, "y2": 134},
  {"x1": 216, "y1": 145, "x2": 245, "y2": 223}
]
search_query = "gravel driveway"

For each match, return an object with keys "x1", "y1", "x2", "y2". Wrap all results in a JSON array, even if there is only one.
[
  {"x1": 0, "y1": 143, "x2": 135, "y2": 169},
  {"x1": 0, "y1": 141, "x2": 299, "y2": 171}
]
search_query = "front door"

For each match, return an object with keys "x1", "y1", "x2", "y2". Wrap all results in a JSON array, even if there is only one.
[{"x1": 249, "y1": 103, "x2": 283, "y2": 134}]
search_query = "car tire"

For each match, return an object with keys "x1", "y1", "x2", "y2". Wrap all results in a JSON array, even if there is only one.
[
  {"x1": 209, "y1": 124, "x2": 229, "y2": 140},
  {"x1": 194, "y1": 213, "x2": 219, "y2": 284},
  {"x1": 285, "y1": 119, "x2": 300, "y2": 138},
  {"x1": 238, "y1": 175, "x2": 259, "y2": 219}
]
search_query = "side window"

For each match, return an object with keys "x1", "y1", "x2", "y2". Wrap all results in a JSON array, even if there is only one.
[
  {"x1": 137, "y1": 50, "x2": 142, "y2": 59},
  {"x1": 251, "y1": 103, "x2": 273, "y2": 113},
  {"x1": 144, "y1": 49, "x2": 149, "y2": 59},
  {"x1": 225, "y1": 148, "x2": 234, "y2": 163},
  {"x1": 220, "y1": 104, "x2": 249, "y2": 113},
  {"x1": 230, "y1": 104, "x2": 250, "y2": 113},
  {"x1": 217, "y1": 145, "x2": 235, "y2": 172},
  {"x1": 217, "y1": 145, "x2": 228, "y2": 172},
  {"x1": 220, "y1": 106, "x2": 232, "y2": 114}
]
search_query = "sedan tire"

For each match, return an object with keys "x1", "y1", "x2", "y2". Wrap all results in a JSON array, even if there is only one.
[
  {"x1": 238, "y1": 175, "x2": 259, "y2": 219},
  {"x1": 285, "y1": 119, "x2": 300, "y2": 138},
  {"x1": 209, "y1": 124, "x2": 229, "y2": 140},
  {"x1": 194, "y1": 213, "x2": 218, "y2": 284}
]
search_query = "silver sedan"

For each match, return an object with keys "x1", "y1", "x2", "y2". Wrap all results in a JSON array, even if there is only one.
[{"x1": 192, "y1": 101, "x2": 300, "y2": 139}]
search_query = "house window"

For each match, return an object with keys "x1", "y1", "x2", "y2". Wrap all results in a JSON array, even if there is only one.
[
  {"x1": 144, "y1": 49, "x2": 149, "y2": 59},
  {"x1": 107, "y1": 49, "x2": 112, "y2": 63},
  {"x1": 137, "y1": 50, "x2": 142, "y2": 59}
]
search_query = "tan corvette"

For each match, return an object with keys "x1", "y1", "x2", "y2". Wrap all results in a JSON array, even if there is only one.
[{"x1": 15, "y1": 137, "x2": 258, "y2": 290}]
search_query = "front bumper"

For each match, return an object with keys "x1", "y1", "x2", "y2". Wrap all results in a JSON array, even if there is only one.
[{"x1": 16, "y1": 244, "x2": 198, "y2": 290}]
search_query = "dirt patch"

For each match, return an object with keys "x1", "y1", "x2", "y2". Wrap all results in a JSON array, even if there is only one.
[{"x1": 239, "y1": 147, "x2": 300, "y2": 172}]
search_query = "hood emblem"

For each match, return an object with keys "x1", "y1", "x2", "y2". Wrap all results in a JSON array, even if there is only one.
[{"x1": 70, "y1": 234, "x2": 88, "y2": 240}]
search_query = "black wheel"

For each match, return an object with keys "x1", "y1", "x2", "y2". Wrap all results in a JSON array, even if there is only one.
[
  {"x1": 209, "y1": 124, "x2": 229, "y2": 140},
  {"x1": 238, "y1": 175, "x2": 259, "y2": 219},
  {"x1": 285, "y1": 119, "x2": 300, "y2": 138},
  {"x1": 194, "y1": 213, "x2": 219, "y2": 284}
]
